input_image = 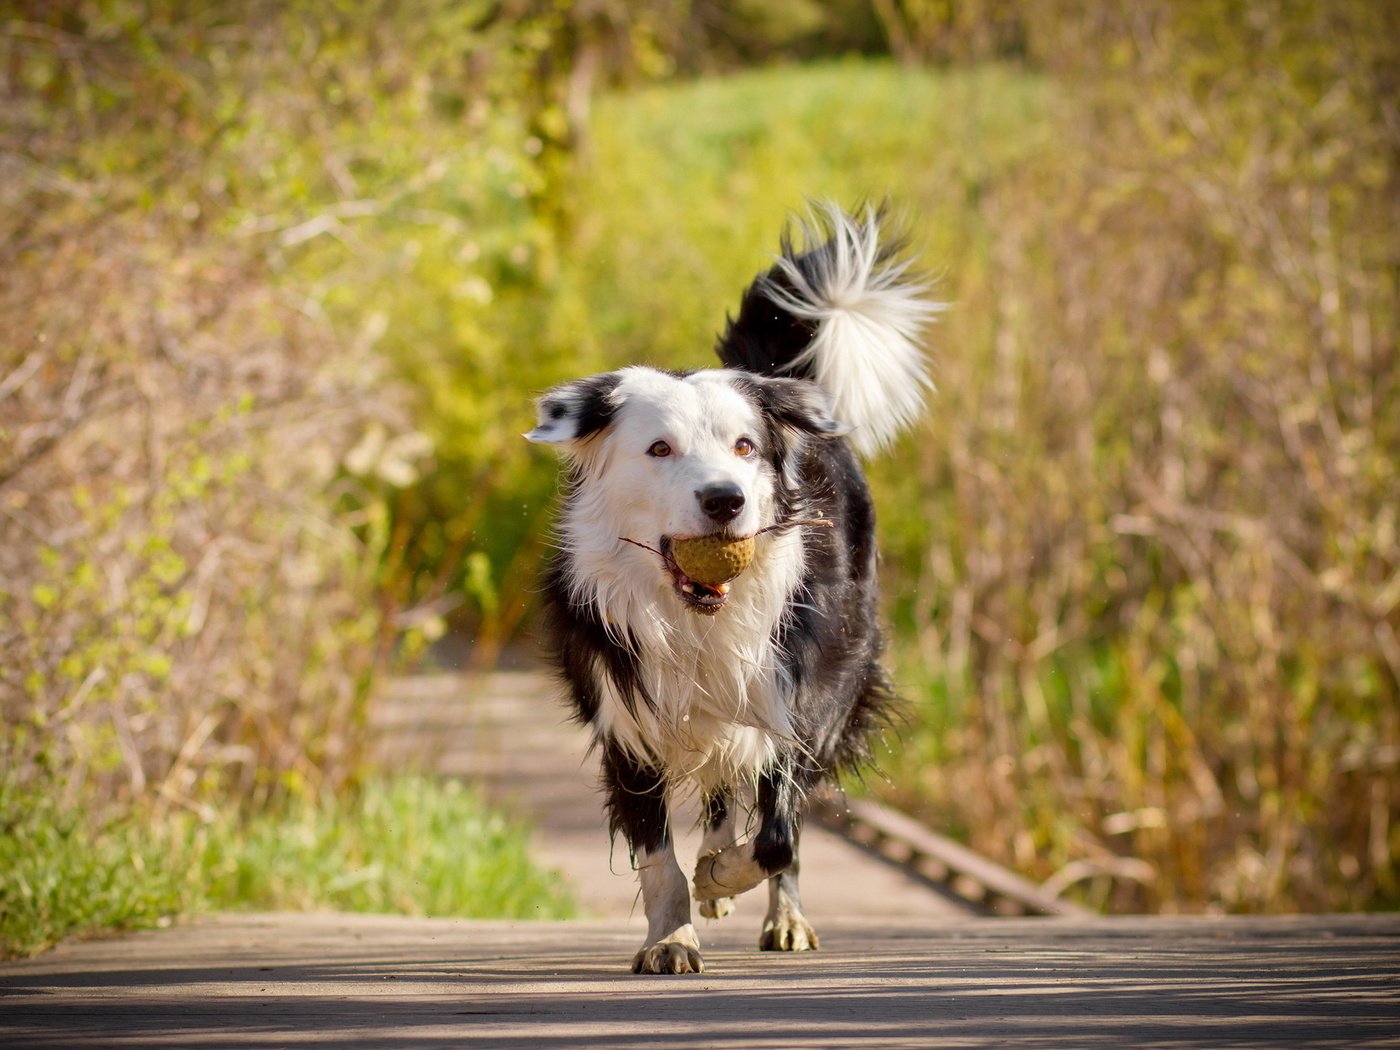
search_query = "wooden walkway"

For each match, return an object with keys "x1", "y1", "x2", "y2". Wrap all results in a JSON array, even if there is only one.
[
  {"x1": 4, "y1": 671, "x2": 1397, "y2": 1047},
  {"x1": 372, "y1": 671, "x2": 976, "y2": 925},
  {"x1": 3, "y1": 912, "x2": 1397, "y2": 1047}
]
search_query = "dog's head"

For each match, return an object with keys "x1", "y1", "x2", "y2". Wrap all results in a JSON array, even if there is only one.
[{"x1": 528, "y1": 366, "x2": 846, "y2": 614}]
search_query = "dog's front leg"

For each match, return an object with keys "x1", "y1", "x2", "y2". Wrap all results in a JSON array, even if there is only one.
[
  {"x1": 760, "y1": 826, "x2": 819, "y2": 951},
  {"x1": 602, "y1": 742, "x2": 703, "y2": 974},
  {"x1": 696, "y1": 788, "x2": 737, "y2": 920},
  {"x1": 635, "y1": 843, "x2": 703, "y2": 974},
  {"x1": 693, "y1": 758, "x2": 799, "y2": 902}
]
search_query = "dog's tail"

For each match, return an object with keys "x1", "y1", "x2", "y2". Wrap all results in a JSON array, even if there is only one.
[{"x1": 717, "y1": 201, "x2": 943, "y2": 457}]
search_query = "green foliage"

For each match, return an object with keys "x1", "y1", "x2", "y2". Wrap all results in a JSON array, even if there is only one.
[
  {"x1": 0, "y1": 775, "x2": 196, "y2": 960},
  {"x1": 877, "y1": 2, "x2": 1400, "y2": 912},
  {"x1": 197, "y1": 776, "x2": 575, "y2": 921},
  {"x1": 4, "y1": 0, "x2": 1395, "y2": 932},
  {"x1": 0, "y1": 1, "x2": 584, "y2": 947},
  {"x1": 0, "y1": 0, "x2": 592, "y2": 807},
  {"x1": 0, "y1": 774, "x2": 574, "y2": 959},
  {"x1": 564, "y1": 59, "x2": 1045, "y2": 370}
]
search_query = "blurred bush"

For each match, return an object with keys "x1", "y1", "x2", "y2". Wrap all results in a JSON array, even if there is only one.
[
  {"x1": 887, "y1": 2, "x2": 1400, "y2": 912},
  {"x1": 0, "y1": 0, "x2": 588, "y2": 809},
  {"x1": 2, "y1": 3, "x2": 389, "y2": 811},
  {"x1": 0, "y1": 0, "x2": 607, "y2": 948}
]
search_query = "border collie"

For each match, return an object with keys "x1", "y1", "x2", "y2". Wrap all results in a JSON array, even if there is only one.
[{"x1": 527, "y1": 202, "x2": 940, "y2": 974}]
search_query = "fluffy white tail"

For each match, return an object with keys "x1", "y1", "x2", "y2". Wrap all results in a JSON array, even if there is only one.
[{"x1": 760, "y1": 202, "x2": 942, "y2": 456}]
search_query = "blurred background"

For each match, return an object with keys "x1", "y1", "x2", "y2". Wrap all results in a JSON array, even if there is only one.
[{"x1": 2, "y1": 0, "x2": 1396, "y2": 951}]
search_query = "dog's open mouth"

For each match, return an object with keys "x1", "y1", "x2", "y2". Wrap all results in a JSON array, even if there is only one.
[
  {"x1": 620, "y1": 521, "x2": 834, "y2": 617},
  {"x1": 660, "y1": 536, "x2": 731, "y2": 614}
]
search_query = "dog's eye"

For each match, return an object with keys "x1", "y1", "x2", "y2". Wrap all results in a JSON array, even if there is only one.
[
  {"x1": 647, "y1": 440, "x2": 672, "y2": 458},
  {"x1": 734, "y1": 437, "x2": 756, "y2": 458}
]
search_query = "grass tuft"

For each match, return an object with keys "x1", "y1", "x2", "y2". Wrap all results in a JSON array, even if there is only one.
[{"x1": 0, "y1": 775, "x2": 574, "y2": 960}]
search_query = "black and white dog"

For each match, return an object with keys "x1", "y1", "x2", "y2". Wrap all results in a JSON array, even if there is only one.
[{"x1": 527, "y1": 203, "x2": 939, "y2": 974}]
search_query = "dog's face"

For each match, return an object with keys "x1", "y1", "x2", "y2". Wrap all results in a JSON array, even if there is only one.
[{"x1": 528, "y1": 366, "x2": 845, "y2": 614}]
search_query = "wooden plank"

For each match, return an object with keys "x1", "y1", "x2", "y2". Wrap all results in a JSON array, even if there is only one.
[
  {"x1": 813, "y1": 795, "x2": 1094, "y2": 918},
  {"x1": 4, "y1": 913, "x2": 1397, "y2": 1047}
]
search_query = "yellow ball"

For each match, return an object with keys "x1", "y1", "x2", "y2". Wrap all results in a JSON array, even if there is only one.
[{"x1": 670, "y1": 534, "x2": 756, "y2": 585}]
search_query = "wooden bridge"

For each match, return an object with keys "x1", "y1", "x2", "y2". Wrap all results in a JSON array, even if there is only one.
[{"x1": 3, "y1": 671, "x2": 1397, "y2": 1048}]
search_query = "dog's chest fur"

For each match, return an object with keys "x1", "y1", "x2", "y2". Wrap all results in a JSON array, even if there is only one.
[{"x1": 577, "y1": 529, "x2": 807, "y2": 789}]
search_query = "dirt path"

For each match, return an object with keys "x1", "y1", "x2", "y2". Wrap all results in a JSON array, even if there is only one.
[{"x1": 4, "y1": 912, "x2": 1397, "y2": 1047}]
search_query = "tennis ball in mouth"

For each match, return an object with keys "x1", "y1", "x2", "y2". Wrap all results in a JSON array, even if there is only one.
[{"x1": 670, "y1": 534, "x2": 756, "y2": 586}]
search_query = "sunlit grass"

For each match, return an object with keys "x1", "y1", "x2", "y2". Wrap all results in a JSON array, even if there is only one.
[
  {"x1": 564, "y1": 60, "x2": 1049, "y2": 375},
  {"x1": 0, "y1": 775, "x2": 574, "y2": 959}
]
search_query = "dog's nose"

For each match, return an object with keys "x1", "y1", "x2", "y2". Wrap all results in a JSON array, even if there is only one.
[{"x1": 698, "y1": 482, "x2": 746, "y2": 524}]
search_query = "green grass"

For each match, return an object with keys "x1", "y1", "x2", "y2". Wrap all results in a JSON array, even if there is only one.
[
  {"x1": 0, "y1": 776, "x2": 574, "y2": 959},
  {"x1": 559, "y1": 59, "x2": 1049, "y2": 375},
  {"x1": 0, "y1": 778, "x2": 198, "y2": 959}
]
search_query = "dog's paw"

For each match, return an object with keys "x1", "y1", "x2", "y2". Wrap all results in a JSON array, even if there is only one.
[
  {"x1": 759, "y1": 909, "x2": 820, "y2": 952},
  {"x1": 631, "y1": 927, "x2": 704, "y2": 975},
  {"x1": 693, "y1": 847, "x2": 766, "y2": 901},
  {"x1": 697, "y1": 895, "x2": 736, "y2": 920},
  {"x1": 761, "y1": 918, "x2": 817, "y2": 957}
]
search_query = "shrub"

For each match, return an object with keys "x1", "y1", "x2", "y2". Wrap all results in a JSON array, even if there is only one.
[
  {"x1": 884, "y1": 2, "x2": 1400, "y2": 911},
  {"x1": 0, "y1": 2, "x2": 579, "y2": 939},
  {"x1": 1, "y1": 7, "x2": 394, "y2": 809}
]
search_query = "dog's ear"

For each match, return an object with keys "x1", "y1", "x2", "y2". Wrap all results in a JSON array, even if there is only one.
[
  {"x1": 526, "y1": 372, "x2": 624, "y2": 447},
  {"x1": 745, "y1": 375, "x2": 850, "y2": 440},
  {"x1": 741, "y1": 375, "x2": 850, "y2": 493}
]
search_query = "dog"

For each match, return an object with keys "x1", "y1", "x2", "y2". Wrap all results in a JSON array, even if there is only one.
[{"x1": 526, "y1": 202, "x2": 940, "y2": 973}]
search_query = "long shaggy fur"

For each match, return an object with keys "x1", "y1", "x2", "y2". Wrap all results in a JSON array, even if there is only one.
[{"x1": 527, "y1": 201, "x2": 940, "y2": 973}]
